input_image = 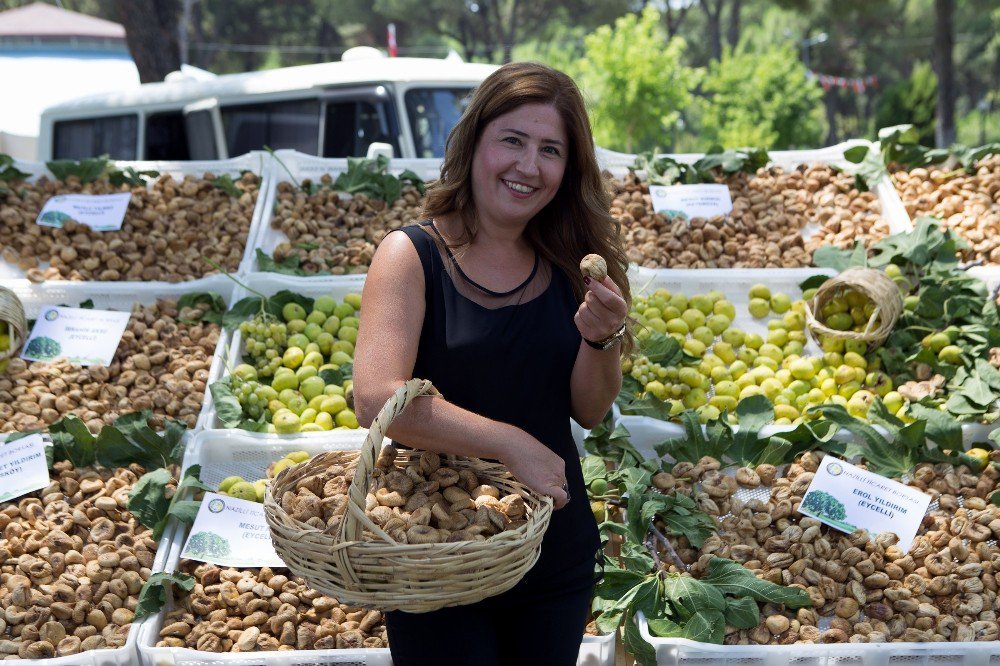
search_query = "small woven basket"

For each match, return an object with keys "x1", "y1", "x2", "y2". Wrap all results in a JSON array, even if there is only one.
[
  {"x1": 804, "y1": 267, "x2": 903, "y2": 350},
  {"x1": 0, "y1": 286, "x2": 27, "y2": 361},
  {"x1": 264, "y1": 378, "x2": 553, "y2": 613}
]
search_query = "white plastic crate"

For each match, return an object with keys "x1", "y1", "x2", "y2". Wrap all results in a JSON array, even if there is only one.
[
  {"x1": 637, "y1": 611, "x2": 1000, "y2": 666},
  {"x1": 0, "y1": 433, "x2": 181, "y2": 666},
  {"x1": 139, "y1": 430, "x2": 613, "y2": 666},
  {"x1": 1, "y1": 151, "x2": 271, "y2": 283},
  {"x1": 3, "y1": 276, "x2": 236, "y2": 433},
  {"x1": 597, "y1": 140, "x2": 913, "y2": 236},
  {"x1": 247, "y1": 150, "x2": 445, "y2": 275},
  {"x1": 140, "y1": 429, "x2": 393, "y2": 666},
  {"x1": 618, "y1": 267, "x2": 997, "y2": 455},
  {"x1": 199, "y1": 272, "x2": 366, "y2": 434}
]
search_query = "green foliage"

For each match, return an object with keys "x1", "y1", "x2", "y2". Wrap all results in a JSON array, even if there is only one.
[
  {"x1": 698, "y1": 43, "x2": 825, "y2": 149},
  {"x1": 634, "y1": 147, "x2": 770, "y2": 185},
  {"x1": 574, "y1": 6, "x2": 700, "y2": 153},
  {"x1": 128, "y1": 465, "x2": 212, "y2": 541},
  {"x1": 800, "y1": 490, "x2": 846, "y2": 521},
  {"x1": 874, "y1": 62, "x2": 938, "y2": 146},
  {"x1": 46, "y1": 411, "x2": 187, "y2": 471},
  {"x1": 655, "y1": 395, "x2": 837, "y2": 468}
]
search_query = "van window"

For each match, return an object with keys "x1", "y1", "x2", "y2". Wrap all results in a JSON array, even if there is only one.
[
  {"x1": 221, "y1": 99, "x2": 319, "y2": 156},
  {"x1": 324, "y1": 100, "x2": 400, "y2": 158},
  {"x1": 145, "y1": 111, "x2": 190, "y2": 161},
  {"x1": 405, "y1": 88, "x2": 474, "y2": 158},
  {"x1": 53, "y1": 114, "x2": 138, "y2": 160}
]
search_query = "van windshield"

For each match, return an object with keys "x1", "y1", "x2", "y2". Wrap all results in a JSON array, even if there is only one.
[{"x1": 404, "y1": 87, "x2": 474, "y2": 158}]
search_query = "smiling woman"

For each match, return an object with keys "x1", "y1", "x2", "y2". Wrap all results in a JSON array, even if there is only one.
[{"x1": 353, "y1": 62, "x2": 633, "y2": 666}]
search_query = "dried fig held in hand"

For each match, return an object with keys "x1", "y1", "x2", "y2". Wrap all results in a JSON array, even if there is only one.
[{"x1": 580, "y1": 254, "x2": 607, "y2": 282}]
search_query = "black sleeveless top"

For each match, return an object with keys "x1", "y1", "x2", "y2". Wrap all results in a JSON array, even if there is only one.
[{"x1": 396, "y1": 222, "x2": 601, "y2": 581}]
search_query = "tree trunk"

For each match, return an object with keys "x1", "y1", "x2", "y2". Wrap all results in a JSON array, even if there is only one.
[
  {"x1": 824, "y1": 91, "x2": 839, "y2": 145},
  {"x1": 699, "y1": 0, "x2": 723, "y2": 61},
  {"x1": 726, "y1": 0, "x2": 742, "y2": 49},
  {"x1": 663, "y1": 3, "x2": 690, "y2": 38},
  {"x1": 933, "y1": 0, "x2": 956, "y2": 147},
  {"x1": 115, "y1": 0, "x2": 181, "y2": 83}
]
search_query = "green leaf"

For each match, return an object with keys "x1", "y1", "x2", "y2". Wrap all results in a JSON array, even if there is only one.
[
  {"x1": 581, "y1": 455, "x2": 608, "y2": 486},
  {"x1": 48, "y1": 415, "x2": 97, "y2": 468},
  {"x1": 0, "y1": 154, "x2": 30, "y2": 182},
  {"x1": 640, "y1": 492, "x2": 717, "y2": 548},
  {"x1": 623, "y1": 618, "x2": 657, "y2": 666},
  {"x1": 701, "y1": 557, "x2": 813, "y2": 609},
  {"x1": 906, "y1": 403, "x2": 962, "y2": 450},
  {"x1": 798, "y1": 274, "x2": 831, "y2": 292},
  {"x1": 319, "y1": 368, "x2": 345, "y2": 386},
  {"x1": 127, "y1": 468, "x2": 172, "y2": 532},
  {"x1": 256, "y1": 248, "x2": 309, "y2": 276},
  {"x1": 843, "y1": 145, "x2": 869, "y2": 163},
  {"x1": 176, "y1": 292, "x2": 227, "y2": 325},
  {"x1": 594, "y1": 576, "x2": 660, "y2": 635},
  {"x1": 134, "y1": 572, "x2": 195, "y2": 620},
  {"x1": 210, "y1": 381, "x2": 245, "y2": 428},
  {"x1": 108, "y1": 166, "x2": 159, "y2": 187},
  {"x1": 661, "y1": 573, "x2": 727, "y2": 617},
  {"x1": 809, "y1": 403, "x2": 919, "y2": 477},
  {"x1": 223, "y1": 296, "x2": 263, "y2": 330},
  {"x1": 46, "y1": 156, "x2": 110, "y2": 183},
  {"x1": 211, "y1": 173, "x2": 243, "y2": 198},
  {"x1": 640, "y1": 331, "x2": 685, "y2": 366},
  {"x1": 724, "y1": 596, "x2": 761, "y2": 629},
  {"x1": 812, "y1": 243, "x2": 869, "y2": 271}
]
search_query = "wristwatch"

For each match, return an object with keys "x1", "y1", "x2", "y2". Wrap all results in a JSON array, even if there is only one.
[{"x1": 585, "y1": 322, "x2": 627, "y2": 351}]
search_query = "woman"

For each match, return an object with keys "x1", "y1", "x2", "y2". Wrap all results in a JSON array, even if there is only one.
[{"x1": 353, "y1": 61, "x2": 632, "y2": 666}]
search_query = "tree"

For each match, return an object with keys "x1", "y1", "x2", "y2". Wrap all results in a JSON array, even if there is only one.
[
  {"x1": 114, "y1": 0, "x2": 181, "y2": 82},
  {"x1": 874, "y1": 62, "x2": 937, "y2": 145},
  {"x1": 698, "y1": 43, "x2": 825, "y2": 149},
  {"x1": 574, "y1": 6, "x2": 699, "y2": 153},
  {"x1": 933, "y1": 0, "x2": 956, "y2": 146}
]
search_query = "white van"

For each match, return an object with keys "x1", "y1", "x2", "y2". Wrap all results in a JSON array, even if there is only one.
[{"x1": 36, "y1": 49, "x2": 497, "y2": 161}]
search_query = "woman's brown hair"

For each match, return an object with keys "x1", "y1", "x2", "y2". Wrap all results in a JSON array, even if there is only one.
[{"x1": 423, "y1": 61, "x2": 634, "y2": 354}]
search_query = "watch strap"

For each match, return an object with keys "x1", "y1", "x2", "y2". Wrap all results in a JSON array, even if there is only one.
[{"x1": 585, "y1": 322, "x2": 627, "y2": 350}]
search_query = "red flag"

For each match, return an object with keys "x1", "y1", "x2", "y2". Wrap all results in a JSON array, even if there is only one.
[{"x1": 387, "y1": 23, "x2": 398, "y2": 57}]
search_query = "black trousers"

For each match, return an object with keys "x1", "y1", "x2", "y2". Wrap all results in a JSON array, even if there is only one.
[{"x1": 385, "y1": 556, "x2": 596, "y2": 666}]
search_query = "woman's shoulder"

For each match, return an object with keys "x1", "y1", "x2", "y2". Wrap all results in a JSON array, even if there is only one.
[{"x1": 370, "y1": 225, "x2": 428, "y2": 277}]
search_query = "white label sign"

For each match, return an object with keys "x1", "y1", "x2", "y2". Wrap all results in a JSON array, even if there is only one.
[
  {"x1": 36, "y1": 192, "x2": 131, "y2": 232},
  {"x1": 181, "y1": 492, "x2": 285, "y2": 568},
  {"x1": 21, "y1": 306, "x2": 130, "y2": 366},
  {"x1": 798, "y1": 456, "x2": 931, "y2": 552},
  {"x1": 649, "y1": 184, "x2": 733, "y2": 221},
  {"x1": 0, "y1": 434, "x2": 50, "y2": 503}
]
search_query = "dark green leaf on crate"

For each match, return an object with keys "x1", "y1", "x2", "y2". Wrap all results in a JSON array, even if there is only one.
[{"x1": 134, "y1": 572, "x2": 196, "y2": 620}]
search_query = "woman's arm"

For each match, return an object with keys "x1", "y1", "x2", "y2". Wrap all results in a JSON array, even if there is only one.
[
  {"x1": 353, "y1": 231, "x2": 570, "y2": 508},
  {"x1": 570, "y1": 276, "x2": 627, "y2": 428}
]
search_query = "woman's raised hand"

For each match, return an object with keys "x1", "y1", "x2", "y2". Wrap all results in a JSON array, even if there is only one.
[{"x1": 574, "y1": 276, "x2": 628, "y2": 344}]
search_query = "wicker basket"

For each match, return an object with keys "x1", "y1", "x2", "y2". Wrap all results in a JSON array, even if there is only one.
[
  {"x1": 264, "y1": 378, "x2": 553, "y2": 613},
  {"x1": 0, "y1": 286, "x2": 27, "y2": 360},
  {"x1": 804, "y1": 267, "x2": 903, "y2": 350}
]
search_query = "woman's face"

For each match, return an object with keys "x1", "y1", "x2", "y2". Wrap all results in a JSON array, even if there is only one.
[{"x1": 470, "y1": 103, "x2": 568, "y2": 231}]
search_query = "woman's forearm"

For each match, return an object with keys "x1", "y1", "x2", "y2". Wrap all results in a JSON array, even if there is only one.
[
  {"x1": 569, "y1": 342, "x2": 623, "y2": 429},
  {"x1": 357, "y1": 388, "x2": 525, "y2": 461}
]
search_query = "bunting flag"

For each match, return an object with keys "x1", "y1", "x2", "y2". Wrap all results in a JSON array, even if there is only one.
[
  {"x1": 806, "y1": 70, "x2": 879, "y2": 93},
  {"x1": 387, "y1": 23, "x2": 398, "y2": 57}
]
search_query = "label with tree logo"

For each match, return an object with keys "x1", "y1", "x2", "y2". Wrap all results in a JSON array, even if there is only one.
[
  {"x1": 798, "y1": 456, "x2": 930, "y2": 552},
  {"x1": 180, "y1": 492, "x2": 285, "y2": 567},
  {"x1": 36, "y1": 193, "x2": 131, "y2": 232},
  {"x1": 21, "y1": 306, "x2": 130, "y2": 366}
]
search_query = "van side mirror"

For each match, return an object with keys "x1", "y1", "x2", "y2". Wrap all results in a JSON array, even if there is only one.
[{"x1": 366, "y1": 142, "x2": 394, "y2": 160}]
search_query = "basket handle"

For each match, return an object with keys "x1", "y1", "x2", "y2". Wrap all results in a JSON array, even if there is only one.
[{"x1": 341, "y1": 378, "x2": 440, "y2": 544}]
